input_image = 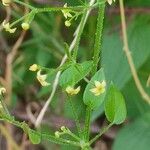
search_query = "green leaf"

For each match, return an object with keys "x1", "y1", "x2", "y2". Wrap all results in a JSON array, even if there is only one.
[
  {"x1": 83, "y1": 68, "x2": 106, "y2": 109},
  {"x1": 122, "y1": 76, "x2": 150, "y2": 119},
  {"x1": 104, "y1": 84, "x2": 126, "y2": 124},
  {"x1": 28, "y1": 129, "x2": 41, "y2": 144},
  {"x1": 113, "y1": 114, "x2": 150, "y2": 150},
  {"x1": 59, "y1": 61, "x2": 93, "y2": 88}
]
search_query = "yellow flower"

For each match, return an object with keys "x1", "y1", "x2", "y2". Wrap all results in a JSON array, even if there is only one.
[
  {"x1": 90, "y1": 80, "x2": 106, "y2": 96},
  {"x1": 107, "y1": 0, "x2": 115, "y2": 5},
  {"x1": 2, "y1": 0, "x2": 11, "y2": 6},
  {"x1": 36, "y1": 70, "x2": 50, "y2": 87},
  {"x1": 21, "y1": 22, "x2": 30, "y2": 30},
  {"x1": 2, "y1": 20, "x2": 16, "y2": 33},
  {"x1": 62, "y1": 3, "x2": 72, "y2": 19},
  {"x1": 29, "y1": 64, "x2": 38, "y2": 72},
  {"x1": 65, "y1": 86, "x2": 80, "y2": 95},
  {"x1": 0, "y1": 87, "x2": 6, "y2": 95}
]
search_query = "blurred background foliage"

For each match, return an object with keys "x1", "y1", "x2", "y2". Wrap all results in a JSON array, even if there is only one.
[{"x1": 0, "y1": 0, "x2": 150, "y2": 150}]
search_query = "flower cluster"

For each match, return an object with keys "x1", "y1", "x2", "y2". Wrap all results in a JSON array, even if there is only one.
[
  {"x1": 2, "y1": 20, "x2": 30, "y2": 33},
  {"x1": 65, "y1": 80, "x2": 106, "y2": 97},
  {"x1": 61, "y1": 3, "x2": 73, "y2": 27},
  {"x1": 55, "y1": 126, "x2": 71, "y2": 138},
  {"x1": 29, "y1": 64, "x2": 50, "y2": 87},
  {"x1": 1, "y1": 0, "x2": 30, "y2": 33}
]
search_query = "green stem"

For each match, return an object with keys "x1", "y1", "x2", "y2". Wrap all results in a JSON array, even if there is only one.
[
  {"x1": 92, "y1": 3, "x2": 105, "y2": 75},
  {"x1": 13, "y1": 0, "x2": 101, "y2": 13},
  {"x1": 84, "y1": 106, "x2": 92, "y2": 141},
  {"x1": 13, "y1": 0, "x2": 107, "y2": 13},
  {"x1": 72, "y1": 11, "x2": 87, "y2": 60},
  {"x1": 10, "y1": 13, "x2": 31, "y2": 27},
  {"x1": 68, "y1": 98, "x2": 82, "y2": 137},
  {"x1": 13, "y1": 0, "x2": 35, "y2": 9},
  {"x1": 89, "y1": 123, "x2": 113, "y2": 145},
  {"x1": 66, "y1": 131, "x2": 81, "y2": 141},
  {"x1": 0, "y1": 114, "x2": 81, "y2": 147}
]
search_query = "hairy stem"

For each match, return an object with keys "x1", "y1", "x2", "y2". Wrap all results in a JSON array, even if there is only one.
[
  {"x1": 84, "y1": 106, "x2": 92, "y2": 141},
  {"x1": 89, "y1": 123, "x2": 113, "y2": 145},
  {"x1": 92, "y1": 3, "x2": 105, "y2": 75},
  {"x1": 0, "y1": 114, "x2": 81, "y2": 147}
]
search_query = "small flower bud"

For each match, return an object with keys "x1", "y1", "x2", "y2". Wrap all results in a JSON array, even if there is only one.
[
  {"x1": 65, "y1": 20, "x2": 71, "y2": 27},
  {"x1": 21, "y1": 22, "x2": 30, "y2": 30},
  {"x1": 60, "y1": 126, "x2": 66, "y2": 132},
  {"x1": 55, "y1": 131, "x2": 60, "y2": 138},
  {"x1": 0, "y1": 87, "x2": 6, "y2": 95}
]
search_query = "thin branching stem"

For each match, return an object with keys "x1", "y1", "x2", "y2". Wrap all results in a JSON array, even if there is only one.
[
  {"x1": 89, "y1": 123, "x2": 113, "y2": 145},
  {"x1": 119, "y1": 0, "x2": 150, "y2": 105},
  {"x1": 13, "y1": 0, "x2": 35, "y2": 9},
  {"x1": 0, "y1": 114, "x2": 81, "y2": 147}
]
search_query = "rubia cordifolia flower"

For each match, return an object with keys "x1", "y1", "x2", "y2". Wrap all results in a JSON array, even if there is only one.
[
  {"x1": 29, "y1": 64, "x2": 50, "y2": 86},
  {"x1": 29, "y1": 64, "x2": 39, "y2": 72},
  {"x1": 2, "y1": 20, "x2": 16, "y2": 33},
  {"x1": 90, "y1": 80, "x2": 106, "y2": 96},
  {"x1": 65, "y1": 86, "x2": 80, "y2": 95},
  {"x1": 107, "y1": 0, "x2": 115, "y2": 5},
  {"x1": 2, "y1": 0, "x2": 11, "y2": 6},
  {"x1": 61, "y1": 3, "x2": 72, "y2": 27},
  {"x1": 36, "y1": 70, "x2": 50, "y2": 87},
  {"x1": 62, "y1": 3, "x2": 72, "y2": 19}
]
